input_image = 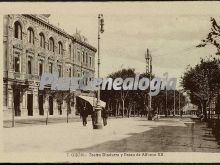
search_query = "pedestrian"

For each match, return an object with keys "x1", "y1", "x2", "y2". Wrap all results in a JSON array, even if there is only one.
[
  {"x1": 91, "y1": 109, "x2": 96, "y2": 127},
  {"x1": 81, "y1": 107, "x2": 88, "y2": 126},
  {"x1": 101, "y1": 107, "x2": 108, "y2": 126},
  {"x1": 180, "y1": 110, "x2": 183, "y2": 118},
  {"x1": 153, "y1": 112, "x2": 159, "y2": 120}
]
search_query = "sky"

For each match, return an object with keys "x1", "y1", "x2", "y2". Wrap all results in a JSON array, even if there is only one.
[{"x1": 46, "y1": 2, "x2": 220, "y2": 89}]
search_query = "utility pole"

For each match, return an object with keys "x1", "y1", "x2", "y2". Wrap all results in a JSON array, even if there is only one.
[
  {"x1": 145, "y1": 49, "x2": 152, "y2": 120},
  {"x1": 12, "y1": 81, "x2": 16, "y2": 127},
  {"x1": 94, "y1": 14, "x2": 104, "y2": 129},
  {"x1": 174, "y1": 90, "x2": 176, "y2": 116},
  {"x1": 179, "y1": 90, "x2": 181, "y2": 116},
  {"x1": 165, "y1": 89, "x2": 167, "y2": 117}
]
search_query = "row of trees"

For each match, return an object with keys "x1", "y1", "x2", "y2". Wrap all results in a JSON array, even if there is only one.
[
  {"x1": 181, "y1": 57, "x2": 220, "y2": 120},
  {"x1": 193, "y1": 17, "x2": 220, "y2": 142},
  {"x1": 181, "y1": 17, "x2": 220, "y2": 121},
  {"x1": 100, "y1": 68, "x2": 187, "y2": 118}
]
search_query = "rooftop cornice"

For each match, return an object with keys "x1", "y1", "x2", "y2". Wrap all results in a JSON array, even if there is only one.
[{"x1": 22, "y1": 14, "x2": 97, "y2": 52}]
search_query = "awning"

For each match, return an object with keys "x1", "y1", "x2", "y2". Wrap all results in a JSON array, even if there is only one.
[{"x1": 77, "y1": 95, "x2": 106, "y2": 108}]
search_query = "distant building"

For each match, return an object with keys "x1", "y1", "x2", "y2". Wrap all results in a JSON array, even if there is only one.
[
  {"x1": 182, "y1": 103, "x2": 198, "y2": 115},
  {"x1": 3, "y1": 14, "x2": 97, "y2": 119}
]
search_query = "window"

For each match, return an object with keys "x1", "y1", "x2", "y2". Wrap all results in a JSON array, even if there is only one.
[
  {"x1": 72, "y1": 70, "x2": 74, "y2": 77},
  {"x1": 58, "y1": 41, "x2": 63, "y2": 55},
  {"x1": 69, "y1": 67, "x2": 71, "y2": 77},
  {"x1": 14, "y1": 21, "x2": 22, "y2": 40},
  {"x1": 3, "y1": 87, "x2": 7, "y2": 106},
  {"x1": 27, "y1": 57, "x2": 32, "y2": 74},
  {"x1": 49, "y1": 37, "x2": 54, "y2": 52},
  {"x1": 89, "y1": 57, "x2": 92, "y2": 67},
  {"x1": 82, "y1": 51, "x2": 85, "y2": 63},
  {"x1": 58, "y1": 65, "x2": 62, "y2": 77},
  {"x1": 49, "y1": 63, "x2": 53, "y2": 73},
  {"x1": 27, "y1": 27, "x2": 34, "y2": 44},
  {"x1": 69, "y1": 45, "x2": 71, "y2": 58},
  {"x1": 85, "y1": 77, "x2": 88, "y2": 86},
  {"x1": 39, "y1": 60, "x2": 43, "y2": 76},
  {"x1": 39, "y1": 33, "x2": 45, "y2": 48},
  {"x1": 14, "y1": 56, "x2": 20, "y2": 72},
  {"x1": 85, "y1": 53, "x2": 88, "y2": 65},
  {"x1": 78, "y1": 51, "x2": 80, "y2": 62}
]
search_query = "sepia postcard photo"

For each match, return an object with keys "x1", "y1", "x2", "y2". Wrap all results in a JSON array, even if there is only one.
[{"x1": 0, "y1": 1, "x2": 220, "y2": 163}]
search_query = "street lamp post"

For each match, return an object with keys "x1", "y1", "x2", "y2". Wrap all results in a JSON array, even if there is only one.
[
  {"x1": 145, "y1": 49, "x2": 152, "y2": 120},
  {"x1": 94, "y1": 14, "x2": 104, "y2": 129},
  {"x1": 165, "y1": 88, "x2": 167, "y2": 117}
]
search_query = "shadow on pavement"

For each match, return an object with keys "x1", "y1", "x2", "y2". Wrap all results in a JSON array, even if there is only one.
[{"x1": 67, "y1": 121, "x2": 220, "y2": 153}]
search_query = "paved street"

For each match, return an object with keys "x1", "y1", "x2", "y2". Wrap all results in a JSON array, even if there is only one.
[{"x1": 3, "y1": 117, "x2": 220, "y2": 152}]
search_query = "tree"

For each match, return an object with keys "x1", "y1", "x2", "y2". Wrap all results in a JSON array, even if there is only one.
[
  {"x1": 181, "y1": 57, "x2": 220, "y2": 120},
  {"x1": 138, "y1": 73, "x2": 153, "y2": 117},
  {"x1": 102, "y1": 68, "x2": 136, "y2": 117},
  {"x1": 216, "y1": 94, "x2": 220, "y2": 120},
  {"x1": 101, "y1": 68, "x2": 151, "y2": 118},
  {"x1": 197, "y1": 17, "x2": 220, "y2": 55}
]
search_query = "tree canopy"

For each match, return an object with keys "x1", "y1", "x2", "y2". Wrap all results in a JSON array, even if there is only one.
[{"x1": 181, "y1": 57, "x2": 220, "y2": 118}]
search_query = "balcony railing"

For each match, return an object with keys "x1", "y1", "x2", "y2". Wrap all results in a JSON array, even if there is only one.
[
  {"x1": 14, "y1": 72, "x2": 22, "y2": 79},
  {"x1": 25, "y1": 74, "x2": 41, "y2": 81},
  {"x1": 25, "y1": 74, "x2": 35, "y2": 80}
]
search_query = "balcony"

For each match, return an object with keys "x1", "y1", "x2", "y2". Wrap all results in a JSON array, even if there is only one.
[
  {"x1": 25, "y1": 74, "x2": 41, "y2": 81},
  {"x1": 3, "y1": 71, "x2": 8, "y2": 78},
  {"x1": 13, "y1": 39, "x2": 23, "y2": 51},
  {"x1": 25, "y1": 74, "x2": 35, "y2": 80},
  {"x1": 14, "y1": 72, "x2": 22, "y2": 79}
]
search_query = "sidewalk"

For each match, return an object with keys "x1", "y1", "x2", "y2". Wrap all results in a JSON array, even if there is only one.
[
  {"x1": 3, "y1": 117, "x2": 220, "y2": 152},
  {"x1": 3, "y1": 115, "x2": 83, "y2": 128}
]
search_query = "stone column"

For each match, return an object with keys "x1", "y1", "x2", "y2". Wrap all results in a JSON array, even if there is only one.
[
  {"x1": 33, "y1": 88, "x2": 39, "y2": 116},
  {"x1": 6, "y1": 89, "x2": 13, "y2": 120},
  {"x1": 43, "y1": 94, "x2": 49, "y2": 117},
  {"x1": 21, "y1": 91, "x2": 27, "y2": 116},
  {"x1": 53, "y1": 98, "x2": 59, "y2": 116},
  {"x1": 71, "y1": 94, "x2": 76, "y2": 116}
]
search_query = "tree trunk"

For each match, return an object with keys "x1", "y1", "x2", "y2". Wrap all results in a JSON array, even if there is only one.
[
  {"x1": 122, "y1": 100, "x2": 125, "y2": 118},
  {"x1": 115, "y1": 101, "x2": 118, "y2": 117},
  {"x1": 67, "y1": 99, "x2": 70, "y2": 123},
  {"x1": 129, "y1": 105, "x2": 131, "y2": 118},
  {"x1": 127, "y1": 103, "x2": 130, "y2": 118},
  {"x1": 117, "y1": 102, "x2": 120, "y2": 116},
  {"x1": 134, "y1": 104, "x2": 136, "y2": 117},
  {"x1": 203, "y1": 101, "x2": 208, "y2": 120},
  {"x1": 111, "y1": 103, "x2": 113, "y2": 117}
]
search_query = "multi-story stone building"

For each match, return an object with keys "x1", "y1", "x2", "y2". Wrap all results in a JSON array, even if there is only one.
[{"x1": 3, "y1": 14, "x2": 97, "y2": 120}]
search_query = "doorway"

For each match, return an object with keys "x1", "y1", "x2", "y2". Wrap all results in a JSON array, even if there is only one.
[
  {"x1": 49, "y1": 96, "x2": 53, "y2": 115},
  {"x1": 27, "y1": 94, "x2": 33, "y2": 116},
  {"x1": 14, "y1": 90, "x2": 21, "y2": 116},
  {"x1": 58, "y1": 103, "x2": 62, "y2": 115},
  {"x1": 39, "y1": 95, "x2": 44, "y2": 115}
]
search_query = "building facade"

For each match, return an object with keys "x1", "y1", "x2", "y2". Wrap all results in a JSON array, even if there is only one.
[{"x1": 3, "y1": 14, "x2": 97, "y2": 120}]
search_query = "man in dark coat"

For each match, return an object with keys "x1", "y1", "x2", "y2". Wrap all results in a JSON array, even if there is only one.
[
  {"x1": 101, "y1": 107, "x2": 108, "y2": 126},
  {"x1": 81, "y1": 107, "x2": 88, "y2": 126}
]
